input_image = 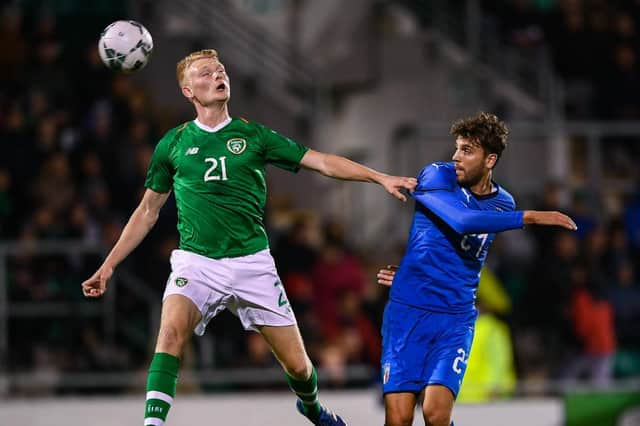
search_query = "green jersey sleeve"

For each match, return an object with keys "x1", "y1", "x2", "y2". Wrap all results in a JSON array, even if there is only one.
[
  {"x1": 144, "y1": 128, "x2": 177, "y2": 193},
  {"x1": 259, "y1": 124, "x2": 309, "y2": 172}
]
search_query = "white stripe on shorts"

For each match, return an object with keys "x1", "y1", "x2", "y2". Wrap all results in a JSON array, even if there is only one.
[
  {"x1": 146, "y1": 390, "x2": 174, "y2": 404},
  {"x1": 144, "y1": 418, "x2": 164, "y2": 426}
]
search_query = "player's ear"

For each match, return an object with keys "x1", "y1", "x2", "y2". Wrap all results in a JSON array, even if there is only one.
[
  {"x1": 486, "y1": 153, "x2": 498, "y2": 169},
  {"x1": 181, "y1": 85, "x2": 193, "y2": 100}
]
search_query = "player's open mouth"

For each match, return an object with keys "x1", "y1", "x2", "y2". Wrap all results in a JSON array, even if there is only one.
[{"x1": 216, "y1": 83, "x2": 226, "y2": 92}]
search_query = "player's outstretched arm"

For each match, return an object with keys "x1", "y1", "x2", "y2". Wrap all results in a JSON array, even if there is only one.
[
  {"x1": 415, "y1": 190, "x2": 577, "y2": 234},
  {"x1": 82, "y1": 189, "x2": 171, "y2": 298},
  {"x1": 522, "y1": 210, "x2": 577, "y2": 230},
  {"x1": 299, "y1": 149, "x2": 417, "y2": 201},
  {"x1": 415, "y1": 190, "x2": 525, "y2": 234}
]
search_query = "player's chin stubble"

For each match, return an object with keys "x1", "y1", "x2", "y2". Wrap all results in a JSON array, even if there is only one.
[{"x1": 457, "y1": 170, "x2": 482, "y2": 188}]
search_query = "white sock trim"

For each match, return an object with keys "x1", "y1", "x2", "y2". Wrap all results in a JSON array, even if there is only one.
[
  {"x1": 144, "y1": 418, "x2": 164, "y2": 426},
  {"x1": 292, "y1": 387, "x2": 318, "y2": 397},
  {"x1": 146, "y1": 390, "x2": 174, "y2": 405}
]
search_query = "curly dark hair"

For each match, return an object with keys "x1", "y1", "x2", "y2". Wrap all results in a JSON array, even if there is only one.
[{"x1": 450, "y1": 112, "x2": 509, "y2": 161}]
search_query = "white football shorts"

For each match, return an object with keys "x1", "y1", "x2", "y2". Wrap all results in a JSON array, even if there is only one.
[{"x1": 163, "y1": 249, "x2": 296, "y2": 335}]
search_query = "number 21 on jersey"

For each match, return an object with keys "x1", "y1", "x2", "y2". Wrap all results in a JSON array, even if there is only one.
[{"x1": 204, "y1": 157, "x2": 228, "y2": 181}]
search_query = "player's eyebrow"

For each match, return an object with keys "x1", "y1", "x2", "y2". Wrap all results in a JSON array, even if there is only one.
[
  {"x1": 194, "y1": 60, "x2": 217, "y2": 69},
  {"x1": 199, "y1": 62, "x2": 224, "y2": 72}
]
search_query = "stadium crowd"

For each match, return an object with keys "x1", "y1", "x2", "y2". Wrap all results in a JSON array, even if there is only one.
[
  {"x1": 1, "y1": 1, "x2": 639, "y2": 398},
  {"x1": 483, "y1": 0, "x2": 640, "y2": 120}
]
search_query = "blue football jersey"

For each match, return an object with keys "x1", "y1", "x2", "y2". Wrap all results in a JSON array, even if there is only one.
[{"x1": 390, "y1": 162, "x2": 521, "y2": 313}]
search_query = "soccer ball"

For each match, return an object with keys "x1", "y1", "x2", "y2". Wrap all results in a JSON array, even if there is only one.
[{"x1": 98, "y1": 20, "x2": 153, "y2": 73}]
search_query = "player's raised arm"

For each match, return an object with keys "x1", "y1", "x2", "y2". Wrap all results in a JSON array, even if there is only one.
[
  {"x1": 82, "y1": 188, "x2": 171, "y2": 298},
  {"x1": 299, "y1": 149, "x2": 417, "y2": 201}
]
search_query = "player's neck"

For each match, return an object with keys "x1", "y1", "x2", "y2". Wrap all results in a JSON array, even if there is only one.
[
  {"x1": 469, "y1": 172, "x2": 494, "y2": 195},
  {"x1": 195, "y1": 103, "x2": 231, "y2": 128}
]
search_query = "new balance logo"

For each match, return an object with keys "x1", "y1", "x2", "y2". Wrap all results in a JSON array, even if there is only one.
[{"x1": 186, "y1": 147, "x2": 199, "y2": 155}]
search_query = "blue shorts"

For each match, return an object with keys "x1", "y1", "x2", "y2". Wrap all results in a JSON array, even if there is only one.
[{"x1": 381, "y1": 300, "x2": 477, "y2": 398}]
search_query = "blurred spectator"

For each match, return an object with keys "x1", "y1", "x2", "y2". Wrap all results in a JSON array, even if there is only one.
[
  {"x1": 502, "y1": 0, "x2": 546, "y2": 48},
  {"x1": 604, "y1": 220, "x2": 630, "y2": 275},
  {"x1": 529, "y1": 180, "x2": 566, "y2": 251},
  {"x1": 273, "y1": 211, "x2": 321, "y2": 341},
  {"x1": 311, "y1": 220, "x2": 368, "y2": 342},
  {"x1": 318, "y1": 343, "x2": 348, "y2": 388},
  {"x1": 475, "y1": 265, "x2": 512, "y2": 316},
  {"x1": 238, "y1": 333, "x2": 280, "y2": 369},
  {"x1": 458, "y1": 267, "x2": 516, "y2": 402},
  {"x1": 624, "y1": 185, "x2": 640, "y2": 255},
  {"x1": 333, "y1": 289, "x2": 381, "y2": 366},
  {"x1": 457, "y1": 300, "x2": 516, "y2": 403},
  {"x1": 0, "y1": 6, "x2": 28, "y2": 86},
  {"x1": 564, "y1": 263, "x2": 616, "y2": 387},
  {"x1": 0, "y1": 167, "x2": 13, "y2": 235},
  {"x1": 274, "y1": 211, "x2": 319, "y2": 282},
  {"x1": 568, "y1": 190, "x2": 597, "y2": 240},
  {"x1": 521, "y1": 230, "x2": 579, "y2": 377},
  {"x1": 597, "y1": 44, "x2": 640, "y2": 120},
  {"x1": 609, "y1": 260, "x2": 640, "y2": 348}
]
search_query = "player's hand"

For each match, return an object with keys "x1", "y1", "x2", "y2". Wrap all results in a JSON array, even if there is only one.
[
  {"x1": 81, "y1": 264, "x2": 114, "y2": 298},
  {"x1": 522, "y1": 210, "x2": 577, "y2": 230},
  {"x1": 380, "y1": 175, "x2": 417, "y2": 202},
  {"x1": 377, "y1": 265, "x2": 398, "y2": 287}
]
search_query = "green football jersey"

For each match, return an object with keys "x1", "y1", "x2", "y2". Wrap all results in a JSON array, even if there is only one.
[{"x1": 144, "y1": 118, "x2": 309, "y2": 259}]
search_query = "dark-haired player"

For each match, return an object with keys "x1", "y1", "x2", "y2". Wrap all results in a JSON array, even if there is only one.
[{"x1": 377, "y1": 112, "x2": 576, "y2": 426}]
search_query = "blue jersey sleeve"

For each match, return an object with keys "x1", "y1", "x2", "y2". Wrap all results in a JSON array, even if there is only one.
[
  {"x1": 412, "y1": 190, "x2": 524, "y2": 234},
  {"x1": 416, "y1": 163, "x2": 456, "y2": 191}
]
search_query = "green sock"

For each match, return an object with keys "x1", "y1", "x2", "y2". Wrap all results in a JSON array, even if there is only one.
[
  {"x1": 287, "y1": 367, "x2": 321, "y2": 421},
  {"x1": 144, "y1": 352, "x2": 179, "y2": 426}
]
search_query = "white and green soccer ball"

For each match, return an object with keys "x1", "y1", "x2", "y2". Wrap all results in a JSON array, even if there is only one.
[{"x1": 98, "y1": 20, "x2": 153, "y2": 73}]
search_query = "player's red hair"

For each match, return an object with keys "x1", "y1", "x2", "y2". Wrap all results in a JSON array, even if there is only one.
[{"x1": 176, "y1": 49, "x2": 219, "y2": 87}]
